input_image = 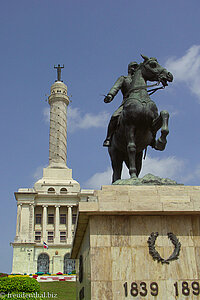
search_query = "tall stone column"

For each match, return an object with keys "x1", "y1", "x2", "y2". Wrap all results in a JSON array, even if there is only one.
[
  {"x1": 15, "y1": 204, "x2": 22, "y2": 241},
  {"x1": 42, "y1": 205, "x2": 48, "y2": 242},
  {"x1": 48, "y1": 81, "x2": 69, "y2": 168},
  {"x1": 29, "y1": 204, "x2": 35, "y2": 242},
  {"x1": 67, "y1": 206, "x2": 72, "y2": 243},
  {"x1": 54, "y1": 205, "x2": 60, "y2": 244}
]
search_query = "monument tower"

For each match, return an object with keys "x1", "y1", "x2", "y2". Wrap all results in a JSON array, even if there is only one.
[
  {"x1": 49, "y1": 64, "x2": 69, "y2": 169},
  {"x1": 11, "y1": 66, "x2": 94, "y2": 274}
]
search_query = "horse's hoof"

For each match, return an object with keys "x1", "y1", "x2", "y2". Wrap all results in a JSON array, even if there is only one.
[
  {"x1": 130, "y1": 174, "x2": 137, "y2": 179},
  {"x1": 154, "y1": 137, "x2": 167, "y2": 151}
]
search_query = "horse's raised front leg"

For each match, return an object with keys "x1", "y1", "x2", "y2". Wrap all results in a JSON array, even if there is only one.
[
  {"x1": 125, "y1": 125, "x2": 137, "y2": 178},
  {"x1": 154, "y1": 110, "x2": 169, "y2": 151}
]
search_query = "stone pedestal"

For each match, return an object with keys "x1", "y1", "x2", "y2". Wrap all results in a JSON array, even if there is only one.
[{"x1": 71, "y1": 185, "x2": 200, "y2": 300}]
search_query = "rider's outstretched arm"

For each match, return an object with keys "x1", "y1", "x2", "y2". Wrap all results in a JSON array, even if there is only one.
[{"x1": 104, "y1": 76, "x2": 124, "y2": 103}]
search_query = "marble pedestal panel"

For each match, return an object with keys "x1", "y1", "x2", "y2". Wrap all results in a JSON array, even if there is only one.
[{"x1": 71, "y1": 185, "x2": 200, "y2": 300}]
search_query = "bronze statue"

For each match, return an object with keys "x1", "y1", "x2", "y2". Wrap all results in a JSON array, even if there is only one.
[
  {"x1": 54, "y1": 64, "x2": 64, "y2": 81},
  {"x1": 103, "y1": 55, "x2": 173, "y2": 183},
  {"x1": 103, "y1": 61, "x2": 138, "y2": 147}
]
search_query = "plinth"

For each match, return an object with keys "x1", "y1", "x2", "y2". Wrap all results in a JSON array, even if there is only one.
[{"x1": 71, "y1": 185, "x2": 200, "y2": 300}]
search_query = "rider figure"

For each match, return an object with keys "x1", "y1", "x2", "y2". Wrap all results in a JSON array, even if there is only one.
[{"x1": 103, "y1": 61, "x2": 139, "y2": 147}]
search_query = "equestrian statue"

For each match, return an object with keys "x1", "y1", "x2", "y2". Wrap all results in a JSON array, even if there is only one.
[{"x1": 103, "y1": 55, "x2": 173, "y2": 183}]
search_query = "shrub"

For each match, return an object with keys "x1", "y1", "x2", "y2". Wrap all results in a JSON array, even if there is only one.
[
  {"x1": 0, "y1": 273, "x2": 8, "y2": 278},
  {"x1": 0, "y1": 277, "x2": 40, "y2": 294}
]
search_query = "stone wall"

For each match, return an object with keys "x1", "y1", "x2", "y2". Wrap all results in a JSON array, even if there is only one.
[
  {"x1": 72, "y1": 185, "x2": 200, "y2": 300},
  {"x1": 88, "y1": 215, "x2": 200, "y2": 299}
]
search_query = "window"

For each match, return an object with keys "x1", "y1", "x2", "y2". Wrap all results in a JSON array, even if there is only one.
[
  {"x1": 60, "y1": 188, "x2": 68, "y2": 194},
  {"x1": 48, "y1": 231, "x2": 54, "y2": 242},
  {"x1": 64, "y1": 254, "x2": 76, "y2": 274},
  {"x1": 35, "y1": 231, "x2": 41, "y2": 242},
  {"x1": 72, "y1": 214, "x2": 77, "y2": 225},
  {"x1": 48, "y1": 187, "x2": 55, "y2": 193},
  {"x1": 60, "y1": 214, "x2": 66, "y2": 224},
  {"x1": 48, "y1": 214, "x2": 54, "y2": 224},
  {"x1": 37, "y1": 254, "x2": 49, "y2": 273},
  {"x1": 35, "y1": 214, "x2": 42, "y2": 224},
  {"x1": 60, "y1": 231, "x2": 67, "y2": 242}
]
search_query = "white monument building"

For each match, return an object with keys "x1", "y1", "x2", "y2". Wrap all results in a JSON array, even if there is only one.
[{"x1": 11, "y1": 67, "x2": 94, "y2": 274}]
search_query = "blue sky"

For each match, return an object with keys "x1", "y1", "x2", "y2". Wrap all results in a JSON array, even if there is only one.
[{"x1": 1, "y1": 0, "x2": 200, "y2": 273}]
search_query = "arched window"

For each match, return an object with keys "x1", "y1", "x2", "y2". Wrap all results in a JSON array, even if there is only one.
[
  {"x1": 60, "y1": 188, "x2": 68, "y2": 194},
  {"x1": 37, "y1": 253, "x2": 49, "y2": 273},
  {"x1": 64, "y1": 253, "x2": 75, "y2": 274},
  {"x1": 47, "y1": 187, "x2": 55, "y2": 193}
]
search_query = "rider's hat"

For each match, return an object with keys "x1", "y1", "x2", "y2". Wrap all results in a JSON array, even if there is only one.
[
  {"x1": 150, "y1": 57, "x2": 158, "y2": 62},
  {"x1": 128, "y1": 61, "x2": 138, "y2": 72}
]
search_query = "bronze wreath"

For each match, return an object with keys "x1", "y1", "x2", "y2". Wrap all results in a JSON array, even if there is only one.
[{"x1": 147, "y1": 232, "x2": 181, "y2": 264}]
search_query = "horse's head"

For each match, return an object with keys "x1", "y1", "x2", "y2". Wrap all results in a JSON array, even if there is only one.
[{"x1": 140, "y1": 55, "x2": 173, "y2": 86}]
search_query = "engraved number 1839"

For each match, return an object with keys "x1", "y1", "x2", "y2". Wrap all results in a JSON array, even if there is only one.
[{"x1": 123, "y1": 282, "x2": 158, "y2": 297}]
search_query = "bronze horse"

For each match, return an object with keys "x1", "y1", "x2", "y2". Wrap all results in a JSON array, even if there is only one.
[{"x1": 108, "y1": 55, "x2": 173, "y2": 183}]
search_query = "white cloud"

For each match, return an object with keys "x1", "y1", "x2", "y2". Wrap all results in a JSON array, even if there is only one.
[
  {"x1": 68, "y1": 107, "x2": 110, "y2": 132},
  {"x1": 140, "y1": 156, "x2": 184, "y2": 179},
  {"x1": 43, "y1": 106, "x2": 110, "y2": 132},
  {"x1": 166, "y1": 45, "x2": 200, "y2": 100},
  {"x1": 84, "y1": 155, "x2": 185, "y2": 189},
  {"x1": 85, "y1": 167, "x2": 113, "y2": 189}
]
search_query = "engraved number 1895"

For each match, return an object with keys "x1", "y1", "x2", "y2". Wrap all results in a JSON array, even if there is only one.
[{"x1": 174, "y1": 281, "x2": 200, "y2": 296}]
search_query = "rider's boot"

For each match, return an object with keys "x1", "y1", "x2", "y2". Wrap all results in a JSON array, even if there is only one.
[{"x1": 103, "y1": 117, "x2": 118, "y2": 147}]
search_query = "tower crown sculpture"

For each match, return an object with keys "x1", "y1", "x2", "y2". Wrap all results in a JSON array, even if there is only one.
[
  {"x1": 54, "y1": 64, "x2": 64, "y2": 82},
  {"x1": 48, "y1": 65, "x2": 70, "y2": 168}
]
